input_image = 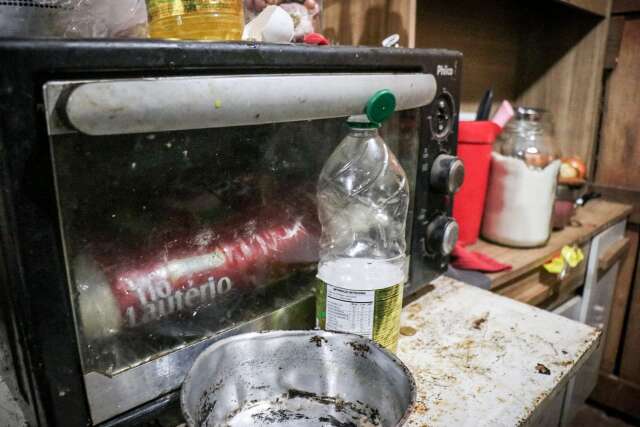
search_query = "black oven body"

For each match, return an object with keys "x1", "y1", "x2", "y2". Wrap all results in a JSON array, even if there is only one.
[{"x1": 0, "y1": 40, "x2": 461, "y2": 426}]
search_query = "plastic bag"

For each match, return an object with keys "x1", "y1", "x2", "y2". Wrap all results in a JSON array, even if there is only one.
[
  {"x1": 0, "y1": 0, "x2": 148, "y2": 38},
  {"x1": 245, "y1": 0, "x2": 321, "y2": 41},
  {"x1": 62, "y1": 0, "x2": 148, "y2": 38}
]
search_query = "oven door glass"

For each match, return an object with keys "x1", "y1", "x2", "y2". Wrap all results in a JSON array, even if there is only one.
[{"x1": 43, "y1": 73, "x2": 430, "y2": 422}]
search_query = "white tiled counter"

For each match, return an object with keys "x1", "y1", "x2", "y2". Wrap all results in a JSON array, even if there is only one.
[{"x1": 399, "y1": 277, "x2": 600, "y2": 427}]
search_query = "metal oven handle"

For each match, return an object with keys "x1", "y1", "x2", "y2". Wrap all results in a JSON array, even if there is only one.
[{"x1": 60, "y1": 73, "x2": 436, "y2": 135}]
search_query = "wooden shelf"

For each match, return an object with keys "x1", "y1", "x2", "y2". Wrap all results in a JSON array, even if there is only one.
[
  {"x1": 598, "y1": 237, "x2": 631, "y2": 276},
  {"x1": 593, "y1": 185, "x2": 640, "y2": 225},
  {"x1": 324, "y1": 0, "x2": 613, "y2": 168},
  {"x1": 496, "y1": 249, "x2": 588, "y2": 307},
  {"x1": 542, "y1": 264, "x2": 590, "y2": 310},
  {"x1": 498, "y1": 277, "x2": 554, "y2": 306},
  {"x1": 468, "y1": 200, "x2": 632, "y2": 290},
  {"x1": 413, "y1": 0, "x2": 611, "y2": 166}
]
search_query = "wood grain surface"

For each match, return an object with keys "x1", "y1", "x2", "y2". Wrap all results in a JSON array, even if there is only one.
[
  {"x1": 620, "y1": 242, "x2": 640, "y2": 382},
  {"x1": 495, "y1": 240, "x2": 590, "y2": 308},
  {"x1": 323, "y1": 0, "x2": 416, "y2": 47},
  {"x1": 413, "y1": 0, "x2": 611, "y2": 171},
  {"x1": 598, "y1": 236, "x2": 631, "y2": 276},
  {"x1": 600, "y1": 226, "x2": 639, "y2": 373},
  {"x1": 414, "y1": 0, "x2": 521, "y2": 113},
  {"x1": 604, "y1": 15, "x2": 625, "y2": 69},
  {"x1": 497, "y1": 274, "x2": 555, "y2": 306},
  {"x1": 468, "y1": 200, "x2": 632, "y2": 289},
  {"x1": 596, "y1": 18, "x2": 640, "y2": 189},
  {"x1": 542, "y1": 241, "x2": 592, "y2": 309},
  {"x1": 516, "y1": 2, "x2": 611, "y2": 171},
  {"x1": 612, "y1": 0, "x2": 640, "y2": 13},
  {"x1": 592, "y1": 184, "x2": 640, "y2": 225},
  {"x1": 592, "y1": 373, "x2": 640, "y2": 420}
]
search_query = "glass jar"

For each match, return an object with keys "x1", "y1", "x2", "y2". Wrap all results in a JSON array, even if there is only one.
[
  {"x1": 145, "y1": 0, "x2": 245, "y2": 40},
  {"x1": 482, "y1": 106, "x2": 561, "y2": 247},
  {"x1": 499, "y1": 107, "x2": 556, "y2": 169}
]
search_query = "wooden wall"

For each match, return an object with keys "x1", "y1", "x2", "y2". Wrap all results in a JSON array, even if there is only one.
[
  {"x1": 322, "y1": 0, "x2": 640, "y2": 420},
  {"x1": 414, "y1": 0, "x2": 521, "y2": 113},
  {"x1": 590, "y1": 8, "x2": 640, "y2": 421},
  {"x1": 413, "y1": 0, "x2": 611, "y2": 171},
  {"x1": 516, "y1": 4, "x2": 610, "y2": 167},
  {"x1": 323, "y1": 1, "x2": 612, "y2": 170},
  {"x1": 601, "y1": 226, "x2": 639, "y2": 372},
  {"x1": 594, "y1": 16, "x2": 640, "y2": 223},
  {"x1": 596, "y1": 17, "x2": 640, "y2": 190},
  {"x1": 323, "y1": 0, "x2": 416, "y2": 47}
]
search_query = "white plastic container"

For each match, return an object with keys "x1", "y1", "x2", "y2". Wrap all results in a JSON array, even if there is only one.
[{"x1": 482, "y1": 153, "x2": 560, "y2": 247}]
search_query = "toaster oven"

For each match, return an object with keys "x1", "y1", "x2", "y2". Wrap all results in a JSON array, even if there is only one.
[{"x1": 0, "y1": 40, "x2": 462, "y2": 426}]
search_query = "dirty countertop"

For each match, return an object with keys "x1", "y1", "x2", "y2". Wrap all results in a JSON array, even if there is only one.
[
  {"x1": 0, "y1": 276, "x2": 599, "y2": 426},
  {"x1": 398, "y1": 276, "x2": 600, "y2": 427}
]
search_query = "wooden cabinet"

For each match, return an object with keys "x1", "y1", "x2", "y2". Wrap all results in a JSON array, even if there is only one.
[
  {"x1": 322, "y1": 2, "x2": 640, "y2": 421},
  {"x1": 587, "y1": 6, "x2": 640, "y2": 420},
  {"x1": 594, "y1": 15, "x2": 640, "y2": 222},
  {"x1": 415, "y1": 0, "x2": 611, "y2": 169},
  {"x1": 323, "y1": 0, "x2": 611, "y2": 169},
  {"x1": 562, "y1": 220, "x2": 627, "y2": 425}
]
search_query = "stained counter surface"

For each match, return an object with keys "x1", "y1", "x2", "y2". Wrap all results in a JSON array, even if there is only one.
[
  {"x1": 0, "y1": 276, "x2": 599, "y2": 426},
  {"x1": 398, "y1": 276, "x2": 599, "y2": 426}
]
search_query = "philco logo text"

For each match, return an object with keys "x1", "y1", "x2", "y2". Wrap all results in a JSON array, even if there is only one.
[{"x1": 437, "y1": 65, "x2": 454, "y2": 76}]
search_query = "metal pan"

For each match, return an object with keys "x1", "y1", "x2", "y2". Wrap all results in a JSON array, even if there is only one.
[{"x1": 181, "y1": 330, "x2": 416, "y2": 426}]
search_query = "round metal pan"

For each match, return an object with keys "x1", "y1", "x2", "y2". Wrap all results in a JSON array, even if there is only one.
[{"x1": 181, "y1": 330, "x2": 416, "y2": 426}]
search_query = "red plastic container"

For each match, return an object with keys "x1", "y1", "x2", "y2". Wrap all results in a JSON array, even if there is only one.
[{"x1": 453, "y1": 121, "x2": 502, "y2": 246}]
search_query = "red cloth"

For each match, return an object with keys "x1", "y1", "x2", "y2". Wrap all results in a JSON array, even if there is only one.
[
  {"x1": 304, "y1": 33, "x2": 330, "y2": 45},
  {"x1": 451, "y1": 243, "x2": 512, "y2": 273}
]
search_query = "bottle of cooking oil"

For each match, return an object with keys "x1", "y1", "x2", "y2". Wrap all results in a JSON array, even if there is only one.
[
  {"x1": 315, "y1": 91, "x2": 409, "y2": 353},
  {"x1": 145, "y1": 0, "x2": 244, "y2": 40}
]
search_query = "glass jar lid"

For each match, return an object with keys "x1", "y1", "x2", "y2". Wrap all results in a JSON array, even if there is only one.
[{"x1": 515, "y1": 107, "x2": 548, "y2": 122}]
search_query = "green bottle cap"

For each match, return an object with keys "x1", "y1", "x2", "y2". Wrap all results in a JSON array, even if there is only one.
[{"x1": 365, "y1": 89, "x2": 396, "y2": 125}]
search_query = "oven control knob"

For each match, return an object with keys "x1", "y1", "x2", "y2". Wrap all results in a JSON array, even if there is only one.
[
  {"x1": 425, "y1": 216, "x2": 459, "y2": 256},
  {"x1": 430, "y1": 154, "x2": 464, "y2": 194}
]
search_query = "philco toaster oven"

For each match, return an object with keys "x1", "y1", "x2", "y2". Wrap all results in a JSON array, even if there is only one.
[{"x1": 0, "y1": 40, "x2": 462, "y2": 426}]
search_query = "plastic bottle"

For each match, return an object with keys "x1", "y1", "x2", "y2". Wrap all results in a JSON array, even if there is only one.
[
  {"x1": 145, "y1": 0, "x2": 244, "y2": 40},
  {"x1": 315, "y1": 91, "x2": 409, "y2": 352}
]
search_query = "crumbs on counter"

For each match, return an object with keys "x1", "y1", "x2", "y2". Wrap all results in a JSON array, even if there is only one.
[
  {"x1": 309, "y1": 335, "x2": 327, "y2": 347},
  {"x1": 471, "y1": 314, "x2": 489, "y2": 330},
  {"x1": 400, "y1": 326, "x2": 417, "y2": 336},
  {"x1": 535, "y1": 363, "x2": 551, "y2": 375},
  {"x1": 413, "y1": 401, "x2": 428, "y2": 414}
]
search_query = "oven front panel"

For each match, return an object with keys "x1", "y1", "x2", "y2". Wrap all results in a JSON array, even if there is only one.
[
  {"x1": 0, "y1": 41, "x2": 460, "y2": 426},
  {"x1": 44, "y1": 74, "x2": 427, "y2": 423}
]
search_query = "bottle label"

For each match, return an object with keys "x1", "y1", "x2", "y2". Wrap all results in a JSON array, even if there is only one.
[
  {"x1": 146, "y1": 0, "x2": 236, "y2": 21},
  {"x1": 316, "y1": 281, "x2": 404, "y2": 352}
]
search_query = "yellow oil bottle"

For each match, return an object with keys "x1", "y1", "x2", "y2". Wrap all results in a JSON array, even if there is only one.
[{"x1": 145, "y1": 0, "x2": 244, "y2": 41}]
